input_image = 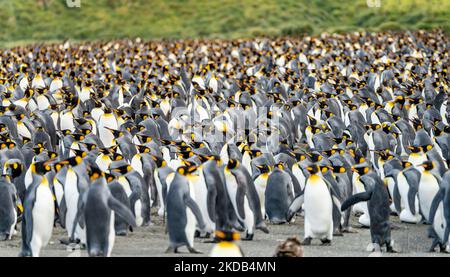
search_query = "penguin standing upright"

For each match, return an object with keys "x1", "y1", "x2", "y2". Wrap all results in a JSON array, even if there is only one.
[
  {"x1": 223, "y1": 159, "x2": 268, "y2": 240},
  {"x1": 341, "y1": 171, "x2": 395, "y2": 253},
  {"x1": 19, "y1": 161, "x2": 55, "y2": 257},
  {"x1": 59, "y1": 155, "x2": 89, "y2": 244},
  {"x1": 265, "y1": 164, "x2": 294, "y2": 224},
  {"x1": 0, "y1": 176, "x2": 19, "y2": 241},
  {"x1": 288, "y1": 164, "x2": 334, "y2": 245},
  {"x1": 165, "y1": 166, "x2": 206, "y2": 253},
  {"x1": 253, "y1": 164, "x2": 271, "y2": 218},
  {"x1": 417, "y1": 161, "x2": 441, "y2": 223},
  {"x1": 72, "y1": 167, "x2": 136, "y2": 257},
  {"x1": 396, "y1": 164, "x2": 422, "y2": 223},
  {"x1": 428, "y1": 171, "x2": 450, "y2": 252},
  {"x1": 351, "y1": 163, "x2": 371, "y2": 227},
  {"x1": 151, "y1": 155, "x2": 172, "y2": 217}
]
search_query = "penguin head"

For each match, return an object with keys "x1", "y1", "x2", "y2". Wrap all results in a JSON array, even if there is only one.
[
  {"x1": 249, "y1": 149, "x2": 262, "y2": 158},
  {"x1": 422, "y1": 144, "x2": 433, "y2": 153},
  {"x1": 88, "y1": 166, "x2": 105, "y2": 181},
  {"x1": 70, "y1": 149, "x2": 87, "y2": 158},
  {"x1": 306, "y1": 152, "x2": 322, "y2": 163},
  {"x1": 226, "y1": 159, "x2": 239, "y2": 170},
  {"x1": 365, "y1": 123, "x2": 381, "y2": 131},
  {"x1": 256, "y1": 164, "x2": 271, "y2": 174},
  {"x1": 31, "y1": 161, "x2": 52, "y2": 175},
  {"x1": 32, "y1": 146, "x2": 45, "y2": 155},
  {"x1": 61, "y1": 155, "x2": 83, "y2": 167},
  {"x1": 111, "y1": 164, "x2": 133, "y2": 175},
  {"x1": 305, "y1": 164, "x2": 320, "y2": 174},
  {"x1": 378, "y1": 150, "x2": 394, "y2": 161},
  {"x1": 411, "y1": 118, "x2": 423, "y2": 131},
  {"x1": 105, "y1": 172, "x2": 116, "y2": 183},
  {"x1": 82, "y1": 142, "x2": 97, "y2": 151},
  {"x1": 5, "y1": 160, "x2": 23, "y2": 178},
  {"x1": 351, "y1": 164, "x2": 370, "y2": 176},
  {"x1": 105, "y1": 127, "x2": 123, "y2": 138},
  {"x1": 215, "y1": 230, "x2": 240, "y2": 242},
  {"x1": 111, "y1": 152, "x2": 124, "y2": 161},
  {"x1": 151, "y1": 155, "x2": 167, "y2": 168},
  {"x1": 176, "y1": 165, "x2": 197, "y2": 176},
  {"x1": 407, "y1": 146, "x2": 422, "y2": 154},
  {"x1": 331, "y1": 165, "x2": 346, "y2": 174},
  {"x1": 402, "y1": 161, "x2": 413, "y2": 169},
  {"x1": 323, "y1": 148, "x2": 344, "y2": 157},
  {"x1": 137, "y1": 134, "x2": 153, "y2": 144},
  {"x1": 176, "y1": 145, "x2": 192, "y2": 152},
  {"x1": 419, "y1": 161, "x2": 435, "y2": 171},
  {"x1": 191, "y1": 141, "x2": 205, "y2": 149},
  {"x1": 48, "y1": 151, "x2": 58, "y2": 159},
  {"x1": 275, "y1": 162, "x2": 285, "y2": 170},
  {"x1": 136, "y1": 144, "x2": 151, "y2": 154},
  {"x1": 177, "y1": 150, "x2": 194, "y2": 159}
]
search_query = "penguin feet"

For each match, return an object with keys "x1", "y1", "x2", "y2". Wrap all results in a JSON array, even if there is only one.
[
  {"x1": 256, "y1": 223, "x2": 269, "y2": 234},
  {"x1": 60, "y1": 238, "x2": 80, "y2": 246},
  {"x1": 438, "y1": 244, "x2": 449, "y2": 253},
  {"x1": 141, "y1": 220, "x2": 154, "y2": 227},
  {"x1": 301, "y1": 237, "x2": 312, "y2": 246},
  {"x1": 18, "y1": 251, "x2": 32, "y2": 257},
  {"x1": 233, "y1": 225, "x2": 245, "y2": 232},
  {"x1": 342, "y1": 227, "x2": 357, "y2": 233},
  {"x1": 187, "y1": 246, "x2": 203, "y2": 254},
  {"x1": 203, "y1": 237, "x2": 219, "y2": 244},
  {"x1": 333, "y1": 229, "x2": 344, "y2": 237},
  {"x1": 165, "y1": 246, "x2": 178, "y2": 254},
  {"x1": 241, "y1": 233, "x2": 254, "y2": 241},
  {"x1": 389, "y1": 223, "x2": 402, "y2": 230},
  {"x1": 195, "y1": 231, "x2": 211, "y2": 239},
  {"x1": 116, "y1": 229, "x2": 128, "y2": 236},
  {"x1": 386, "y1": 240, "x2": 397, "y2": 253},
  {"x1": 320, "y1": 239, "x2": 332, "y2": 246},
  {"x1": 372, "y1": 243, "x2": 382, "y2": 253}
]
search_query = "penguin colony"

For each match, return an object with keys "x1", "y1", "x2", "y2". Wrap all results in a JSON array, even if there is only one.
[{"x1": 0, "y1": 30, "x2": 448, "y2": 257}]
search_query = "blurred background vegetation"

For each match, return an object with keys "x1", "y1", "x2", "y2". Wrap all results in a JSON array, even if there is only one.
[{"x1": 0, "y1": 0, "x2": 449, "y2": 48}]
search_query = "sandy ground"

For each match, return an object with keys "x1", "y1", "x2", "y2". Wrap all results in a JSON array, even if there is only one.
[{"x1": 0, "y1": 211, "x2": 447, "y2": 257}]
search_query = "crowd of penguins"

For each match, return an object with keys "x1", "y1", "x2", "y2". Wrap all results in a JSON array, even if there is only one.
[{"x1": 0, "y1": 30, "x2": 448, "y2": 257}]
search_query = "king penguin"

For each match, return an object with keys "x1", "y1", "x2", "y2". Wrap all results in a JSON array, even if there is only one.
[
  {"x1": 165, "y1": 166, "x2": 206, "y2": 254},
  {"x1": 19, "y1": 161, "x2": 55, "y2": 257}
]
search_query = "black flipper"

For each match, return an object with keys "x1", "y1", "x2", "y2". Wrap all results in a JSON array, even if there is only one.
[
  {"x1": 287, "y1": 194, "x2": 304, "y2": 222},
  {"x1": 393, "y1": 181, "x2": 401, "y2": 214},
  {"x1": 185, "y1": 196, "x2": 206, "y2": 231},
  {"x1": 341, "y1": 190, "x2": 373, "y2": 212},
  {"x1": 429, "y1": 187, "x2": 444, "y2": 224},
  {"x1": 235, "y1": 185, "x2": 246, "y2": 220},
  {"x1": 107, "y1": 196, "x2": 137, "y2": 227},
  {"x1": 59, "y1": 195, "x2": 67, "y2": 229},
  {"x1": 407, "y1": 185, "x2": 418, "y2": 215},
  {"x1": 206, "y1": 182, "x2": 217, "y2": 223},
  {"x1": 70, "y1": 193, "x2": 86, "y2": 241}
]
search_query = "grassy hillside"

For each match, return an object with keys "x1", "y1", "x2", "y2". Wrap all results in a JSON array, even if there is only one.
[{"x1": 0, "y1": 0, "x2": 449, "y2": 47}]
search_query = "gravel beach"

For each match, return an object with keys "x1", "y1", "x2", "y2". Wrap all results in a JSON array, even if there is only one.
[{"x1": 0, "y1": 212, "x2": 446, "y2": 257}]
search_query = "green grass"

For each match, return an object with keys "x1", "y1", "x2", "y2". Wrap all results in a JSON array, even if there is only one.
[{"x1": 0, "y1": 0, "x2": 449, "y2": 47}]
